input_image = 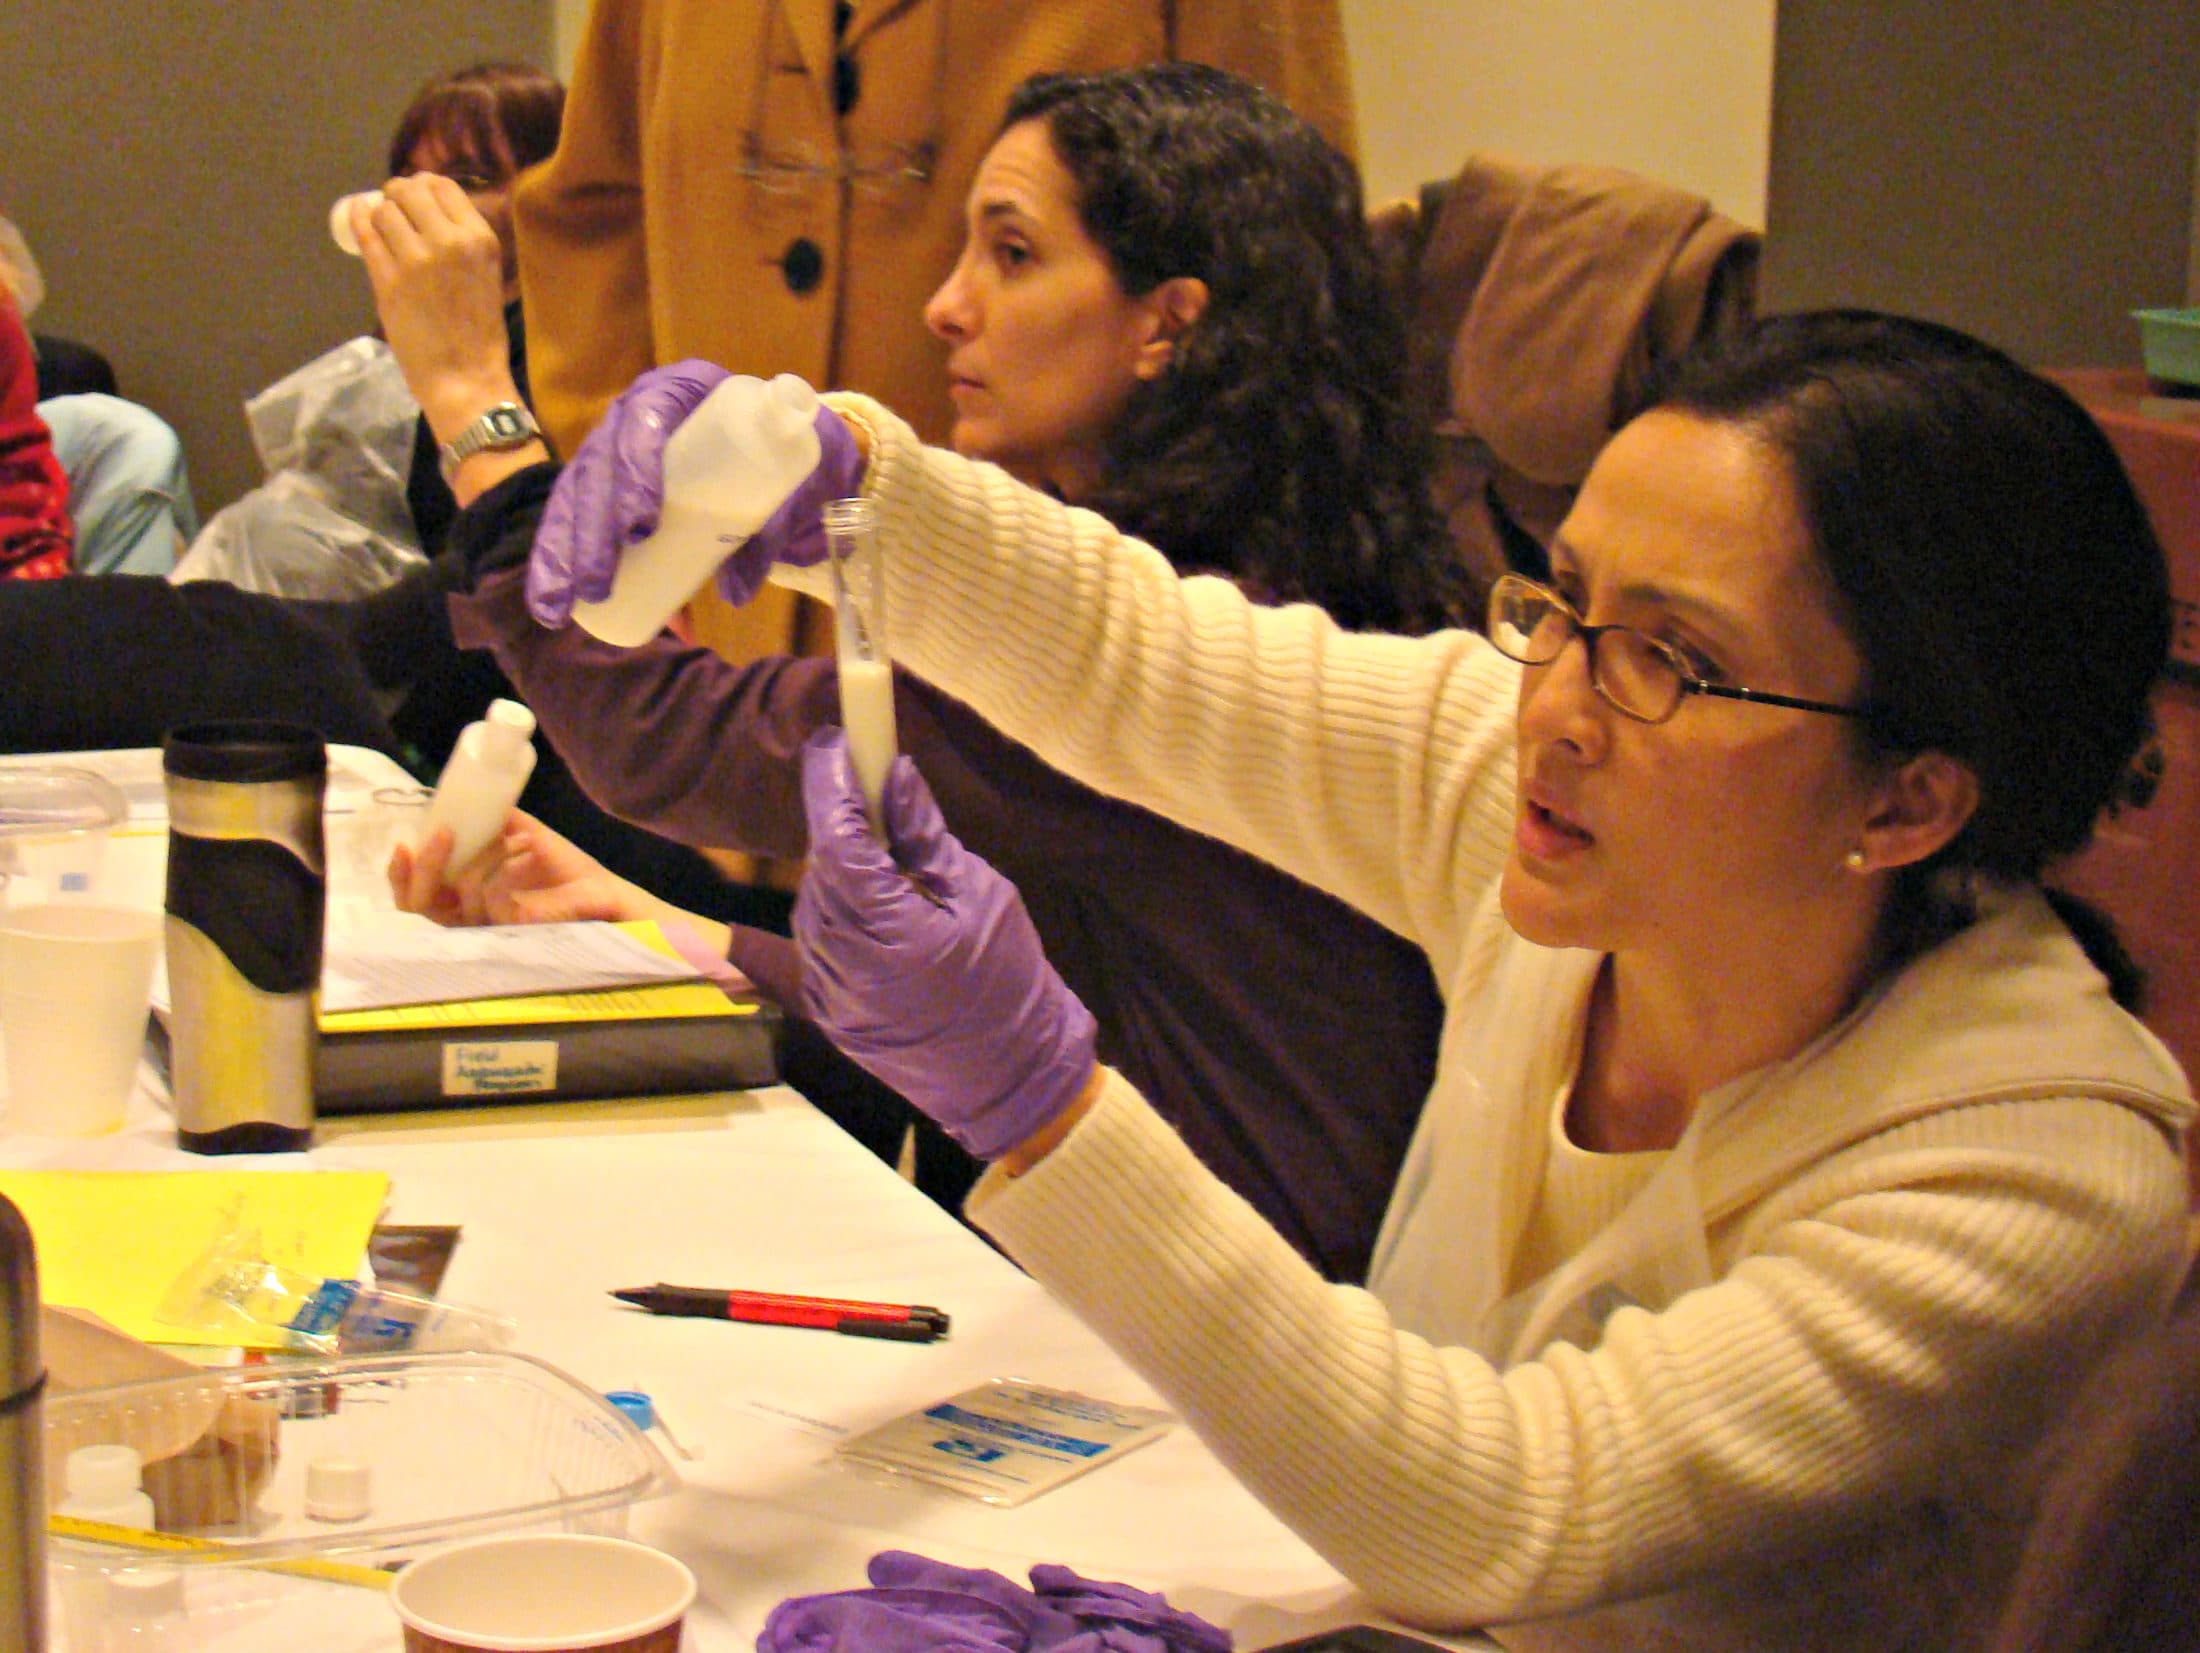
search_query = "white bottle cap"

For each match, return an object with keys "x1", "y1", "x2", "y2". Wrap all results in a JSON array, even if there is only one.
[
  {"x1": 766, "y1": 373, "x2": 821, "y2": 417},
  {"x1": 304, "y1": 1455, "x2": 373, "y2": 1522},
  {"x1": 66, "y1": 1444, "x2": 146, "y2": 1504},
  {"x1": 485, "y1": 698, "x2": 537, "y2": 738},
  {"x1": 106, "y1": 1564, "x2": 186, "y2": 1620},
  {"x1": 329, "y1": 189, "x2": 384, "y2": 256}
]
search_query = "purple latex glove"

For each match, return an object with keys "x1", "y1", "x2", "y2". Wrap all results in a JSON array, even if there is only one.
[
  {"x1": 756, "y1": 1585, "x2": 1032, "y2": 1653},
  {"x1": 1030, "y1": 1567, "x2": 1233, "y2": 1653},
  {"x1": 794, "y1": 730, "x2": 1099, "y2": 1160},
  {"x1": 527, "y1": 360, "x2": 864, "y2": 626},
  {"x1": 757, "y1": 1553, "x2": 1234, "y2": 1653}
]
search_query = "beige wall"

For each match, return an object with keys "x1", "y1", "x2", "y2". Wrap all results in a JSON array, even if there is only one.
[
  {"x1": 5, "y1": 2, "x2": 550, "y2": 516},
  {"x1": 2190, "y1": 105, "x2": 2200, "y2": 306},
  {"x1": 1340, "y1": 0, "x2": 1775, "y2": 224},
  {"x1": 22, "y1": 1, "x2": 2200, "y2": 516},
  {"x1": 550, "y1": 1, "x2": 1775, "y2": 220},
  {"x1": 1763, "y1": 0, "x2": 2200, "y2": 367}
]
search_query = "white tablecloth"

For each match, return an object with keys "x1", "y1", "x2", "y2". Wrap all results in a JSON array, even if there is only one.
[
  {"x1": 8, "y1": 1085, "x2": 1373, "y2": 1650},
  {"x1": 2, "y1": 747, "x2": 1488, "y2": 1650}
]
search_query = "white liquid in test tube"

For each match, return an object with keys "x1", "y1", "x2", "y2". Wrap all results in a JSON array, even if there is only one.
[{"x1": 826, "y1": 499, "x2": 898, "y2": 825}]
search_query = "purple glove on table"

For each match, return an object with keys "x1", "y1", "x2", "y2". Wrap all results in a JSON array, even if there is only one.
[
  {"x1": 526, "y1": 359, "x2": 866, "y2": 627},
  {"x1": 793, "y1": 729, "x2": 1099, "y2": 1160},
  {"x1": 756, "y1": 1551, "x2": 1233, "y2": 1653}
]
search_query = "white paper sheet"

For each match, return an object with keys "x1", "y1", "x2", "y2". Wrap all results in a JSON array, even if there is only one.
[{"x1": 317, "y1": 921, "x2": 701, "y2": 1012}]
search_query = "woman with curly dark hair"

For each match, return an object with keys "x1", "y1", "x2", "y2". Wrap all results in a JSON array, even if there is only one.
[
  {"x1": 938, "y1": 63, "x2": 1460, "y2": 633},
  {"x1": 369, "y1": 63, "x2": 1456, "y2": 1281}
]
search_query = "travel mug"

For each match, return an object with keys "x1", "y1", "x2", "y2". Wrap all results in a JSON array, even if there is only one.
[{"x1": 162, "y1": 721, "x2": 326, "y2": 1153}]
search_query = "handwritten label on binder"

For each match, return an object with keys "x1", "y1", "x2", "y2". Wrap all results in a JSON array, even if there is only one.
[{"x1": 441, "y1": 1040, "x2": 559, "y2": 1097}]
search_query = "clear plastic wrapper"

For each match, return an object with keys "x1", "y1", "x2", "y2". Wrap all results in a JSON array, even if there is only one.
[
  {"x1": 156, "y1": 1227, "x2": 517, "y2": 1356},
  {"x1": 170, "y1": 336, "x2": 428, "y2": 601}
]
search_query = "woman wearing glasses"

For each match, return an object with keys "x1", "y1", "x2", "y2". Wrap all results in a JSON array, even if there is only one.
[{"x1": 528, "y1": 309, "x2": 2190, "y2": 1648}]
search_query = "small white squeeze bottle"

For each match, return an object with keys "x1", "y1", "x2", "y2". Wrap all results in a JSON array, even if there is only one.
[
  {"x1": 825, "y1": 498, "x2": 898, "y2": 825},
  {"x1": 328, "y1": 189, "x2": 384, "y2": 256},
  {"x1": 57, "y1": 1444, "x2": 156, "y2": 1528},
  {"x1": 420, "y1": 698, "x2": 538, "y2": 872},
  {"x1": 572, "y1": 373, "x2": 825, "y2": 647},
  {"x1": 56, "y1": 1446, "x2": 171, "y2": 1648}
]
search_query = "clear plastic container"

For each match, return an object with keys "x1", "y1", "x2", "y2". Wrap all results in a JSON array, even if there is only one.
[{"x1": 44, "y1": 1350, "x2": 679, "y2": 1652}]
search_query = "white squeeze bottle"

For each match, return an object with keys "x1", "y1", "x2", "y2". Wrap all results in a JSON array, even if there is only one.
[
  {"x1": 572, "y1": 373, "x2": 826, "y2": 647},
  {"x1": 420, "y1": 698, "x2": 538, "y2": 872},
  {"x1": 825, "y1": 498, "x2": 898, "y2": 824}
]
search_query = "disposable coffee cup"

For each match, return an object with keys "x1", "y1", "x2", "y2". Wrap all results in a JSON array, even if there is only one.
[
  {"x1": 390, "y1": 1533, "x2": 695, "y2": 1653},
  {"x1": 0, "y1": 903, "x2": 161, "y2": 1136}
]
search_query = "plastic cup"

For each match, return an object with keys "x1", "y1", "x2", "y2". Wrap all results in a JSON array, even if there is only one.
[
  {"x1": 0, "y1": 903, "x2": 162, "y2": 1135},
  {"x1": 374, "y1": 785, "x2": 436, "y2": 860},
  {"x1": 326, "y1": 786, "x2": 432, "y2": 930},
  {"x1": 390, "y1": 1533, "x2": 695, "y2": 1653},
  {"x1": 0, "y1": 763, "x2": 128, "y2": 903}
]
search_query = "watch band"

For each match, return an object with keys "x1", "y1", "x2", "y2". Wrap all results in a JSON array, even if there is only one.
[{"x1": 438, "y1": 401, "x2": 542, "y2": 483}]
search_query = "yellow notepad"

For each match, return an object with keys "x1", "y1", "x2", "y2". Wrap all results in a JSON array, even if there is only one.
[{"x1": 0, "y1": 1169, "x2": 390, "y2": 1346}]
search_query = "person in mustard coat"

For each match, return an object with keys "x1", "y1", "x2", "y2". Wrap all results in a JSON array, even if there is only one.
[{"x1": 512, "y1": 1, "x2": 1357, "y2": 884}]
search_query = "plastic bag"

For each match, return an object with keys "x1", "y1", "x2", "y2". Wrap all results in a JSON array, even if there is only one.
[{"x1": 171, "y1": 336, "x2": 427, "y2": 599}]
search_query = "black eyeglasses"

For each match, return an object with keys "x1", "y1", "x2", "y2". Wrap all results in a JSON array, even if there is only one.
[
  {"x1": 1485, "y1": 573, "x2": 1869, "y2": 725},
  {"x1": 733, "y1": 0, "x2": 947, "y2": 197}
]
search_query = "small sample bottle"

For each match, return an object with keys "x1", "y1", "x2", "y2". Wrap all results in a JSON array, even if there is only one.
[
  {"x1": 420, "y1": 699, "x2": 538, "y2": 873},
  {"x1": 305, "y1": 1456, "x2": 373, "y2": 1522},
  {"x1": 55, "y1": 1447, "x2": 184, "y2": 1651},
  {"x1": 825, "y1": 498, "x2": 898, "y2": 825},
  {"x1": 328, "y1": 189, "x2": 384, "y2": 256},
  {"x1": 572, "y1": 374, "x2": 825, "y2": 647},
  {"x1": 57, "y1": 1444, "x2": 157, "y2": 1529}
]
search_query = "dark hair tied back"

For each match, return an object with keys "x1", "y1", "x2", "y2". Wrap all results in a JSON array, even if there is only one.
[{"x1": 1647, "y1": 311, "x2": 2172, "y2": 987}]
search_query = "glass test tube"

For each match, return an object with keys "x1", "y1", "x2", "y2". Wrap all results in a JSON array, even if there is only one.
[{"x1": 825, "y1": 499, "x2": 899, "y2": 824}]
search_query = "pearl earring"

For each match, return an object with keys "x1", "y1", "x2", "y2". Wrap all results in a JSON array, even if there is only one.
[{"x1": 1844, "y1": 848, "x2": 1867, "y2": 872}]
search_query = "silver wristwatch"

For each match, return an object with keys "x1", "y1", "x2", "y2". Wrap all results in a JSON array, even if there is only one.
[{"x1": 437, "y1": 401, "x2": 542, "y2": 483}]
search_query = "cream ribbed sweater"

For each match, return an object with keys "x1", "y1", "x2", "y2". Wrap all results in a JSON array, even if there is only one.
[{"x1": 805, "y1": 397, "x2": 2196, "y2": 1650}]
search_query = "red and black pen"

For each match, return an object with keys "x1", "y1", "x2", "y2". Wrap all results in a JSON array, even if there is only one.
[{"x1": 610, "y1": 1283, "x2": 949, "y2": 1342}]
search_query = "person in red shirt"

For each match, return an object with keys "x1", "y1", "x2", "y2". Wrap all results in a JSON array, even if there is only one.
[{"x1": 0, "y1": 291, "x2": 69, "y2": 579}]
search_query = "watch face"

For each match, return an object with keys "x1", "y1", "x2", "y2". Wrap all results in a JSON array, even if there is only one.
[{"x1": 484, "y1": 405, "x2": 531, "y2": 442}]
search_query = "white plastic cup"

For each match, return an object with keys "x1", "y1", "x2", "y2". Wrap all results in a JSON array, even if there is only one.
[
  {"x1": 390, "y1": 1533, "x2": 696, "y2": 1653},
  {"x1": 372, "y1": 786, "x2": 435, "y2": 867},
  {"x1": 570, "y1": 373, "x2": 823, "y2": 648},
  {"x1": 0, "y1": 903, "x2": 162, "y2": 1135},
  {"x1": 325, "y1": 785, "x2": 433, "y2": 914}
]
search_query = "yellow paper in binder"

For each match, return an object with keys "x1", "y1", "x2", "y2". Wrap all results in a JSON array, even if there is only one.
[{"x1": 0, "y1": 1169, "x2": 389, "y2": 1346}]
